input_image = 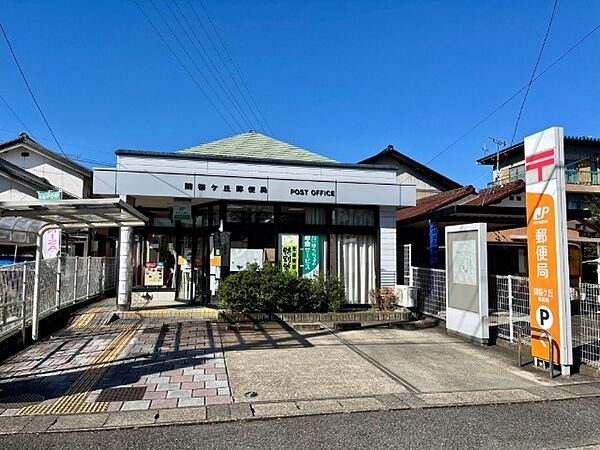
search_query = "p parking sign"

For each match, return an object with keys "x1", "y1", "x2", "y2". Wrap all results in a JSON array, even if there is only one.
[{"x1": 525, "y1": 127, "x2": 572, "y2": 367}]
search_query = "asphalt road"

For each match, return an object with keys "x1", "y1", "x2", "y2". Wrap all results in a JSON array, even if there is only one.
[{"x1": 3, "y1": 398, "x2": 600, "y2": 450}]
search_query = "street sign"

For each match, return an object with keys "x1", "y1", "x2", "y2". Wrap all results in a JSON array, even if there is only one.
[
  {"x1": 37, "y1": 190, "x2": 63, "y2": 201},
  {"x1": 524, "y1": 127, "x2": 572, "y2": 367}
]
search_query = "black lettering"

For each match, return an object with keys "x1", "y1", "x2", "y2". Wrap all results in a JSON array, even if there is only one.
[{"x1": 540, "y1": 309, "x2": 550, "y2": 326}]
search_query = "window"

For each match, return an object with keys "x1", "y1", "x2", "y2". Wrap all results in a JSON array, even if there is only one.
[
  {"x1": 133, "y1": 234, "x2": 177, "y2": 289},
  {"x1": 226, "y1": 204, "x2": 274, "y2": 223},
  {"x1": 332, "y1": 234, "x2": 376, "y2": 304},
  {"x1": 280, "y1": 206, "x2": 326, "y2": 225},
  {"x1": 332, "y1": 208, "x2": 375, "y2": 226}
]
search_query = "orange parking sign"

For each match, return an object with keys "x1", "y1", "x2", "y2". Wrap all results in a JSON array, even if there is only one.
[
  {"x1": 524, "y1": 127, "x2": 572, "y2": 368},
  {"x1": 526, "y1": 193, "x2": 561, "y2": 363}
]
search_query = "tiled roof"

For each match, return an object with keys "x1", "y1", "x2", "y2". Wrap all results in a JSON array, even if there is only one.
[
  {"x1": 360, "y1": 145, "x2": 461, "y2": 190},
  {"x1": 178, "y1": 131, "x2": 336, "y2": 163},
  {"x1": 463, "y1": 180, "x2": 525, "y2": 206},
  {"x1": 396, "y1": 185, "x2": 475, "y2": 221}
]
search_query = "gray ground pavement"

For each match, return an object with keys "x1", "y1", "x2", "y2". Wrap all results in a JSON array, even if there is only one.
[
  {"x1": 1, "y1": 299, "x2": 600, "y2": 436},
  {"x1": 1, "y1": 397, "x2": 600, "y2": 449}
]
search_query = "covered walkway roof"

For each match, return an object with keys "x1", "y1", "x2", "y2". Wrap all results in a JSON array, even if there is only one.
[{"x1": 0, "y1": 198, "x2": 148, "y2": 229}]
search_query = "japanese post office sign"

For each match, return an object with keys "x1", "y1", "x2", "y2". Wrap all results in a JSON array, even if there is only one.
[{"x1": 525, "y1": 127, "x2": 572, "y2": 366}]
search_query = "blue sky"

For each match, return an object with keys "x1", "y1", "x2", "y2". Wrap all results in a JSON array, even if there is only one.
[{"x1": 0, "y1": 0, "x2": 598, "y2": 187}]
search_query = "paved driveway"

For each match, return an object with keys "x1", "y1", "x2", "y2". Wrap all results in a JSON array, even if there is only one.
[{"x1": 221, "y1": 322, "x2": 582, "y2": 403}]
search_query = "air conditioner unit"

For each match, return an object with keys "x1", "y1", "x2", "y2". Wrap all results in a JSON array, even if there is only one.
[{"x1": 395, "y1": 285, "x2": 417, "y2": 308}]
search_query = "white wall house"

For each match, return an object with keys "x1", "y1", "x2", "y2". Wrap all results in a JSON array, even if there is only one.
[
  {"x1": 0, "y1": 133, "x2": 92, "y2": 199},
  {"x1": 359, "y1": 145, "x2": 461, "y2": 200}
]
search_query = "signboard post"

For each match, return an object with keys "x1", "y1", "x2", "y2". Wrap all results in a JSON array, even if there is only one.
[
  {"x1": 524, "y1": 126, "x2": 572, "y2": 374},
  {"x1": 38, "y1": 191, "x2": 63, "y2": 259},
  {"x1": 445, "y1": 223, "x2": 489, "y2": 344}
]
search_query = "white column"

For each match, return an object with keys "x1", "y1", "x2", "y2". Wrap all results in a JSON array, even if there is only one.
[
  {"x1": 117, "y1": 226, "x2": 133, "y2": 310},
  {"x1": 379, "y1": 206, "x2": 397, "y2": 288}
]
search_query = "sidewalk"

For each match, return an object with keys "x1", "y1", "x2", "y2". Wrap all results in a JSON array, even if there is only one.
[{"x1": 1, "y1": 298, "x2": 599, "y2": 435}]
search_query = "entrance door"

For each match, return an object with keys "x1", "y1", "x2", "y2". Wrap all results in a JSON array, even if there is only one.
[
  {"x1": 176, "y1": 236, "x2": 210, "y2": 305},
  {"x1": 193, "y1": 236, "x2": 209, "y2": 305},
  {"x1": 176, "y1": 236, "x2": 193, "y2": 302}
]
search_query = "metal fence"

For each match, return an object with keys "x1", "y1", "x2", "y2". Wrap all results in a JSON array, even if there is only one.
[
  {"x1": 411, "y1": 266, "x2": 446, "y2": 319},
  {"x1": 488, "y1": 275, "x2": 530, "y2": 343},
  {"x1": 0, "y1": 256, "x2": 117, "y2": 340},
  {"x1": 572, "y1": 283, "x2": 600, "y2": 368},
  {"x1": 409, "y1": 267, "x2": 600, "y2": 369}
]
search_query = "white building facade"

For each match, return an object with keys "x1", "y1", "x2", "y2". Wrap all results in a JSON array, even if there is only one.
[{"x1": 94, "y1": 132, "x2": 416, "y2": 307}]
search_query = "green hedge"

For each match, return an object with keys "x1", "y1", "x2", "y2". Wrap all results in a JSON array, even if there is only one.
[{"x1": 217, "y1": 263, "x2": 346, "y2": 313}]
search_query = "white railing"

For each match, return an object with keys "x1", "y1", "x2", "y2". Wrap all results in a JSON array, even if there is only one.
[
  {"x1": 573, "y1": 283, "x2": 600, "y2": 368},
  {"x1": 488, "y1": 275, "x2": 530, "y2": 343},
  {"x1": 410, "y1": 268, "x2": 600, "y2": 369},
  {"x1": 411, "y1": 266, "x2": 446, "y2": 319},
  {"x1": 0, "y1": 256, "x2": 117, "y2": 340}
]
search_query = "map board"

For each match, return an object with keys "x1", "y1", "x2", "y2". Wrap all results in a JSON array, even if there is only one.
[{"x1": 445, "y1": 223, "x2": 489, "y2": 343}]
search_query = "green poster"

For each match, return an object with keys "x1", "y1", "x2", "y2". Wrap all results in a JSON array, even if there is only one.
[
  {"x1": 280, "y1": 234, "x2": 299, "y2": 276},
  {"x1": 302, "y1": 235, "x2": 320, "y2": 278}
]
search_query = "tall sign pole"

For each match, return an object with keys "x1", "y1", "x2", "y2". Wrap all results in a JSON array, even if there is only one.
[{"x1": 525, "y1": 126, "x2": 572, "y2": 375}]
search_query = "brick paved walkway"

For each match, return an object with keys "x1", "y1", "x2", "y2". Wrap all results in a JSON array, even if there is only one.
[{"x1": 0, "y1": 301, "x2": 231, "y2": 416}]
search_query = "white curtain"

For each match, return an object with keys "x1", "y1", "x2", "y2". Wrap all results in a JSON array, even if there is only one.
[
  {"x1": 335, "y1": 234, "x2": 376, "y2": 304},
  {"x1": 305, "y1": 208, "x2": 326, "y2": 225}
]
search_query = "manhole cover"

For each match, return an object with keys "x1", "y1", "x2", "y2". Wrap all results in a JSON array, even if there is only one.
[
  {"x1": 97, "y1": 386, "x2": 147, "y2": 402},
  {"x1": 0, "y1": 393, "x2": 45, "y2": 408}
]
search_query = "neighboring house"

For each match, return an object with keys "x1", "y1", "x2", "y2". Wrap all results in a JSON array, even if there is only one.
[
  {"x1": 0, "y1": 158, "x2": 75, "y2": 202},
  {"x1": 0, "y1": 134, "x2": 115, "y2": 260},
  {"x1": 0, "y1": 133, "x2": 92, "y2": 199},
  {"x1": 477, "y1": 136, "x2": 600, "y2": 210},
  {"x1": 360, "y1": 144, "x2": 461, "y2": 200}
]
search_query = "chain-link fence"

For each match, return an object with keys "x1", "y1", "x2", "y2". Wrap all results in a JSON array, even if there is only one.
[
  {"x1": 0, "y1": 256, "x2": 117, "y2": 340},
  {"x1": 411, "y1": 267, "x2": 446, "y2": 319},
  {"x1": 488, "y1": 275, "x2": 530, "y2": 343}
]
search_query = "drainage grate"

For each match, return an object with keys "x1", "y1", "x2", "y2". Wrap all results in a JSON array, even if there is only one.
[
  {"x1": 0, "y1": 393, "x2": 45, "y2": 409},
  {"x1": 97, "y1": 386, "x2": 147, "y2": 402}
]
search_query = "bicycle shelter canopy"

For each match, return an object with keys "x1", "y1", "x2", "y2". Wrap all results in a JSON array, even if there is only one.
[{"x1": 0, "y1": 198, "x2": 148, "y2": 341}]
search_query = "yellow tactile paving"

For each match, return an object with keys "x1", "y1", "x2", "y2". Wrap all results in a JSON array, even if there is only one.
[
  {"x1": 17, "y1": 321, "x2": 140, "y2": 416},
  {"x1": 120, "y1": 308, "x2": 219, "y2": 319}
]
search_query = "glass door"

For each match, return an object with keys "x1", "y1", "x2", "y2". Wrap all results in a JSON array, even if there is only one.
[
  {"x1": 193, "y1": 236, "x2": 209, "y2": 305},
  {"x1": 176, "y1": 236, "x2": 193, "y2": 302}
]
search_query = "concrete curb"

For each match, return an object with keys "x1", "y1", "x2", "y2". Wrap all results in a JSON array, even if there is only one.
[{"x1": 1, "y1": 384, "x2": 600, "y2": 435}]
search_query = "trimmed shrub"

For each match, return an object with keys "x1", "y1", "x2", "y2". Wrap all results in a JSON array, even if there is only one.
[{"x1": 218, "y1": 262, "x2": 347, "y2": 313}]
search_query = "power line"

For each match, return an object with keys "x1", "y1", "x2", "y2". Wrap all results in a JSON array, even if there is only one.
[
  {"x1": 186, "y1": 0, "x2": 270, "y2": 134},
  {"x1": 164, "y1": 0, "x2": 253, "y2": 130},
  {"x1": 194, "y1": 0, "x2": 275, "y2": 135},
  {"x1": 0, "y1": 94, "x2": 36, "y2": 138},
  {"x1": 0, "y1": 23, "x2": 67, "y2": 157},
  {"x1": 131, "y1": 0, "x2": 237, "y2": 132},
  {"x1": 147, "y1": 0, "x2": 245, "y2": 131},
  {"x1": 510, "y1": 0, "x2": 559, "y2": 145},
  {"x1": 425, "y1": 22, "x2": 600, "y2": 166}
]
